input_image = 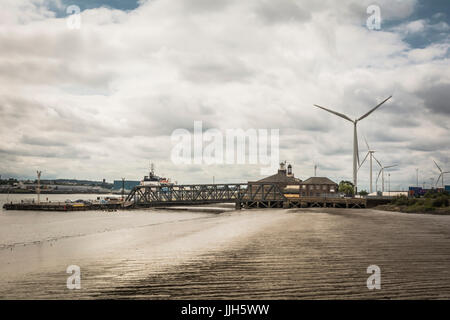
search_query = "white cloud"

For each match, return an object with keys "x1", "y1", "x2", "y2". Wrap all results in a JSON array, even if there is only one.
[{"x1": 0, "y1": 0, "x2": 448, "y2": 191}]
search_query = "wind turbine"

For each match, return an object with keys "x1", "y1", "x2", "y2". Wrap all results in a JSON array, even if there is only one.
[
  {"x1": 314, "y1": 96, "x2": 392, "y2": 192},
  {"x1": 433, "y1": 160, "x2": 449, "y2": 188},
  {"x1": 375, "y1": 159, "x2": 397, "y2": 193},
  {"x1": 358, "y1": 137, "x2": 376, "y2": 194}
]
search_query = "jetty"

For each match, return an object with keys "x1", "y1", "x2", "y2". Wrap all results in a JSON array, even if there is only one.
[
  {"x1": 3, "y1": 184, "x2": 395, "y2": 212},
  {"x1": 3, "y1": 200, "x2": 125, "y2": 211}
]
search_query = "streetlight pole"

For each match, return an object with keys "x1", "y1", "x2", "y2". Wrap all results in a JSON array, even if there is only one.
[
  {"x1": 36, "y1": 171, "x2": 41, "y2": 204},
  {"x1": 416, "y1": 168, "x2": 419, "y2": 187},
  {"x1": 388, "y1": 173, "x2": 390, "y2": 196},
  {"x1": 121, "y1": 178, "x2": 125, "y2": 201}
]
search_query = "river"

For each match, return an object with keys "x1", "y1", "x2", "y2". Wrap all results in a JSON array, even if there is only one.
[{"x1": 1, "y1": 194, "x2": 450, "y2": 299}]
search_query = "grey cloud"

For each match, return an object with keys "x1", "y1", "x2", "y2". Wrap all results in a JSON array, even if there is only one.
[
  {"x1": 418, "y1": 83, "x2": 450, "y2": 115},
  {"x1": 0, "y1": 59, "x2": 115, "y2": 89},
  {"x1": 20, "y1": 135, "x2": 68, "y2": 147},
  {"x1": 180, "y1": 0, "x2": 232, "y2": 13},
  {"x1": 369, "y1": 130, "x2": 409, "y2": 143},
  {"x1": 255, "y1": 0, "x2": 311, "y2": 24},
  {"x1": 0, "y1": 0, "x2": 448, "y2": 188},
  {"x1": 0, "y1": 147, "x2": 90, "y2": 159},
  {"x1": 181, "y1": 57, "x2": 255, "y2": 83},
  {"x1": 408, "y1": 139, "x2": 450, "y2": 152}
]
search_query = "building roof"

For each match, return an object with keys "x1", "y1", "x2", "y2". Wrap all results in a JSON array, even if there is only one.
[
  {"x1": 250, "y1": 170, "x2": 302, "y2": 185},
  {"x1": 301, "y1": 177, "x2": 337, "y2": 185}
]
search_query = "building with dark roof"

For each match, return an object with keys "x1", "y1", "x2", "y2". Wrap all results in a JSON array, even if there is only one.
[
  {"x1": 248, "y1": 163, "x2": 338, "y2": 197},
  {"x1": 299, "y1": 177, "x2": 338, "y2": 197},
  {"x1": 248, "y1": 162, "x2": 302, "y2": 189}
]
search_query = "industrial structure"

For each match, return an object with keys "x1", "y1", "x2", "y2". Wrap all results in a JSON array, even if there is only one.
[
  {"x1": 112, "y1": 180, "x2": 140, "y2": 193},
  {"x1": 5, "y1": 162, "x2": 394, "y2": 211},
  {"x1": 122, "y1": 163, "x2": 369, "y2": 209}
]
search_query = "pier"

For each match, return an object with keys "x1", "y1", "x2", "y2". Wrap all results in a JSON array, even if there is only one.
[
  {"x1": 3, "y1": 201, "x2": 122, "y2": 211},
  {"x1": 125, "y1": 183, "x2": 368, "y2": 209},
  {"x1": 3, "y1": 183, "x2": 379, "y2": 211}
]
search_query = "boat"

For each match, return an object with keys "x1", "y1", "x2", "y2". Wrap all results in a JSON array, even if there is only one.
[{"x1": 140, "y1": 163, "x2": 173, "y2": 187}]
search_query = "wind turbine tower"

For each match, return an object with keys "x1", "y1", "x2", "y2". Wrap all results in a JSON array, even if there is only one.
[{"x1": 314, "y1": 96, "x2": 392, "y2": 193}]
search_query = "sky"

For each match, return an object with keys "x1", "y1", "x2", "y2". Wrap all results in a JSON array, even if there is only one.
[{"x1": 0, "y1": 0, "x2": 449, "y2": 191}]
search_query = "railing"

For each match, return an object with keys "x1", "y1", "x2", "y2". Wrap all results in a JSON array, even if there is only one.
[{"x1": 125, "y1": 183, "x2": 286, "y2": 206}]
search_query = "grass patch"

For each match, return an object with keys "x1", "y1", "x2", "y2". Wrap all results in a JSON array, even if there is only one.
[{"x1": 376, "y1": 192, "x2": 450, "y2": 215}]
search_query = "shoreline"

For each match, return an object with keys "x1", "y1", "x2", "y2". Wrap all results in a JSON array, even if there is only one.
[
  {"x1": 374, "y1": 204, "x2": 450, "y2": 216},
  {"x1": 0, "y1": 191, "x2": 115, "y2": 195}
]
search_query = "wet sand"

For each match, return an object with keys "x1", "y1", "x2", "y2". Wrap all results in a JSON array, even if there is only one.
[{"x1": 1, "y1": 198, "x2": 450, "y2": 299}]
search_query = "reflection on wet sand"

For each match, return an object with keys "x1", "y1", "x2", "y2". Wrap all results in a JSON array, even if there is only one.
[{"x1": 1, "y1": 204, "x2": 450, "y2": 299}]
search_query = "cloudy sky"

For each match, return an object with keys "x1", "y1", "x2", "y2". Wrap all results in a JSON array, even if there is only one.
[{"x1": 0, "y1": 0, "x2": 449, "y2": 191}]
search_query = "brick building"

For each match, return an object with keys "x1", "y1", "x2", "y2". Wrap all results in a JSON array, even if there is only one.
[{"x1": 299, "y1": 177, "x2": 338, "y2": 197}]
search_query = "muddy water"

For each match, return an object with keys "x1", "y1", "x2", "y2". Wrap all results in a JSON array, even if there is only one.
[{"x1": 1, "y1": 194, "x2": 450, "y2": 299}]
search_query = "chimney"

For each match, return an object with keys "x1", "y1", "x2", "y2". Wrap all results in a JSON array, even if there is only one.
[{"x1": 278, "y1": 161, "x2": 287, "y2": 175}]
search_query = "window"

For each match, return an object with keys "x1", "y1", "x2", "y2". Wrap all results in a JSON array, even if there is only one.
[{"x1": 322, "y1": 185, "x2": 327, "y2": 190}]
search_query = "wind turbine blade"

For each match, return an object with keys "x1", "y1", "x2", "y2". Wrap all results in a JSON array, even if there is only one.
[
  {"x1": 433, "y1": 160, "x2": 443, "y2": 173},
  {"x1": 359, "y1": 152, "x2": 369, "y2": 169},
  {"x1": 357, "y1": 96, "x2": 392, "y2": 121},
  {"x1": 376, "y1": 169, "x2": 382, "y2": 184},
  {"x1": 364, "y1": 136, "x2": 370, "y2": 151},
  {"x1": 384, "y1": 165, "x2": 398, "y2": 169},
  {"x1": 436, "y1": 173, "x2": 443, "y2": 186},
  {"x1": 313, "y1": 105, "x2": 354, "y2": 122},
  {"x1": 372, "y1": 155, "x2": 382, "y2": 168}
]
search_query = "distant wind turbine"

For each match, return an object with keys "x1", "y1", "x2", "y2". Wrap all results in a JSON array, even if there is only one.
[
  {"x1": 314, "y1": 96, "x2": 392, "y2": 192},
  {"x1": 375, "y1": 159, "x2": 397, "y2": 193},
  {"x1": 433, "y1": 160, "x2": 449, "y2": 188},
  {"x1": 358, "y1": 137, "x2": 376, "y2": 194}
]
